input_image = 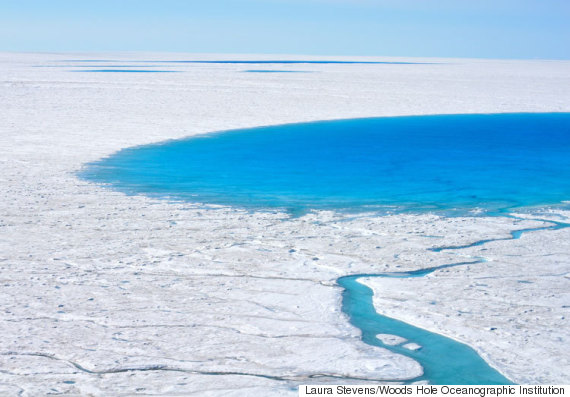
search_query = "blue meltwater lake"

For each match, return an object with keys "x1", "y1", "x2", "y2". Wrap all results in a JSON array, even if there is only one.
[{"x1": 82, "y1": 113, "x2": 570, "y2": 215}]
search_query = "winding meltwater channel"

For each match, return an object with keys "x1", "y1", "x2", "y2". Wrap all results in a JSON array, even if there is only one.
[
  {"x1": 80, "y1": 113, "x2": 570, "y2": 384},
  {"x1": 339, "y1": 217, "x2": 569, "y2": 385}
]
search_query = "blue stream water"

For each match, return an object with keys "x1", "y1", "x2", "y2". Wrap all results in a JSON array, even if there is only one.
[
  {"x1": 339, "y1": 275, "x2": 511, "y2": 384},
  {"x1": 80, "y1": 113, "x2": 570, "y2": 384}
]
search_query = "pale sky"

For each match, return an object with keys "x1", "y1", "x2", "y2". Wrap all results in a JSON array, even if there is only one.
[{"x1": 1, "y1": 0, "x2": 569, "y2": 59}]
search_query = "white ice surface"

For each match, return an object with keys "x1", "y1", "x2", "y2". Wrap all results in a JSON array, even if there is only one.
[
  {"x1": 401, "y1": 344, "x2": 422, "y2": 352},
  {"x1": 1, "y1": 52, "x2": 569, "y2": 394},
  {"x1": 375, "y1": 334, "x2": 407, "y2": 346}
]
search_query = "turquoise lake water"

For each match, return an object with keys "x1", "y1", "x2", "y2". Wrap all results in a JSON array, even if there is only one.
[{"x1": 82, "y1": 113, "x2": 570, "y2": 215}]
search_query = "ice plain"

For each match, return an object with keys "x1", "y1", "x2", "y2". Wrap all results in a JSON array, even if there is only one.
[{"x1": 0, "y1": 52, "x2": 569, "y2": 395}]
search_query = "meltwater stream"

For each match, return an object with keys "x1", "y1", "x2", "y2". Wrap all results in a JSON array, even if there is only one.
[
  {"x1": 340, "y1": 220, "x2": 567, "y2": 385},
  {"x1": 339, "y1": 275, "x2": 509, "y2": 385},
  {"x1": 341, "y1": 212, "x2": 569, "y2": 384},
  {"x1": 81, "y1": 113, "x2": 570, "y2": 385}
]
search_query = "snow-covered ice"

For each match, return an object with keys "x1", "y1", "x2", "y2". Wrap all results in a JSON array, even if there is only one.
[
  {"x1": 376, "y1": 334, "x2": 407, "y2": 346},
  {"x1": 1, "y1": 52, "x2": 569, "y2": 394},
  {"x1": 402, "y1": 343, "x2": 422, "y2": 352}
]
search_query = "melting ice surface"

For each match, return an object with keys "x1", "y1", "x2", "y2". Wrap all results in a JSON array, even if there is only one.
[
  {"x1": 82, "y1": 113, "x2": 570, "y2": 215},
  {"x1": 63, "y1": 59, "x2": 427, "y2": 65},
  {"x1": 73, "y1": 69, "x2": 178, "y2": 73},
  {"x1": 80, "y1": 113, "x2": 570, "y2": 385},
  {"x1": 243, "y1": 70, "x2": 312, "y2": 73}
]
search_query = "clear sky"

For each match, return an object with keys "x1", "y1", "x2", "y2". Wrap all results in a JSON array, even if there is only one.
[{"x1": 1, "y1": 0, "x2": 569, "y2": 59}]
